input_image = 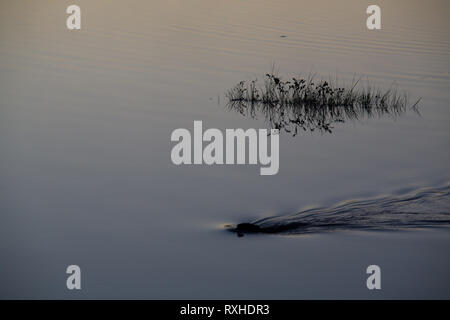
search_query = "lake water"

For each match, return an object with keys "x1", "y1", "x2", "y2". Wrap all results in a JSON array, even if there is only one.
[{"x1": 1, "y1": 0, "x2": 449, "y2": 298}]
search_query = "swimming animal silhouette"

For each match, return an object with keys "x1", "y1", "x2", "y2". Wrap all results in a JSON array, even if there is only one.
[{"x1": 226, "y1": 184, "x2": 450, "y2": 237}]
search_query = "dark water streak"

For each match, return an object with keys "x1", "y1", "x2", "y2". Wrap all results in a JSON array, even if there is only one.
[{"x1": 229, "y1": 184, "x2": 450, "y2": 236}]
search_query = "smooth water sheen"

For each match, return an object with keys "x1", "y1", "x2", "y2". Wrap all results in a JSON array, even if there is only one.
[{"x1": 0, "y1": 0, "x2": 449, "y2": 298}]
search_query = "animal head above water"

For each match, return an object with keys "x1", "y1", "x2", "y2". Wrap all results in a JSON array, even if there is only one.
[{"x1": 225, "y1": 223, "x2": 262, "y2": 237}]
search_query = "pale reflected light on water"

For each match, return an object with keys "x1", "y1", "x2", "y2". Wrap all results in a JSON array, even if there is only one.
[{"x1": 0, "y1": 0, "x2": 449, "y2": 298}]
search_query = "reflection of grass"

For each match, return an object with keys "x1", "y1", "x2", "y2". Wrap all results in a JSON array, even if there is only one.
[{"x1": 226, "y1": 72, "x2": 421, "y2": 135}]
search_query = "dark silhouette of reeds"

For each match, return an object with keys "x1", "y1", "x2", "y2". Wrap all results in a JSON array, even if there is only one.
[{"x1": 226, "y1": 72, "x2": 421, "y2": 135}]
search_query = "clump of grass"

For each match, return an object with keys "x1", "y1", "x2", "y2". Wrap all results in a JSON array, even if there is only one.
[{"x1": 226, "y1": 72, "x2": 421, "y2": 135}]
